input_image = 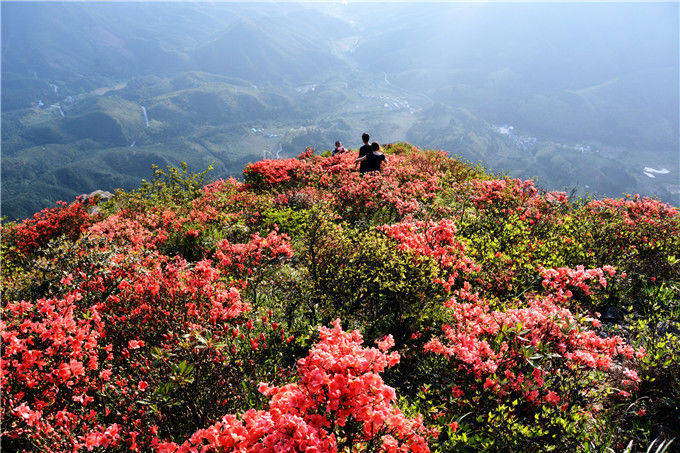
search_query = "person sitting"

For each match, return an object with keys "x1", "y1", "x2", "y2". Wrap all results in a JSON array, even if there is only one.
[
  {"x1": 332, "y1": 141, "x2": 348, "y2": 155},
  {"x1": 356, "y1": 133, "x2": 372, "y2": 172},
  {"x1": 355, "y1": 141, "x2": 386, "y2": 173}
]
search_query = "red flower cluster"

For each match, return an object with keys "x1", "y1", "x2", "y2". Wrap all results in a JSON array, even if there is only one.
[
  {"x1": 247, "y1": 149, "x2": 444, "y2": 222},
  {"x1": 88, "y1": 210, "x2": 163, "y2": 249},
  {"x1": 587, "y1": 196, "x2": 678, "y2": 226},
  {"x1": 245, "y1": 157, "x2": 309, "y2": 187},
  {"x1": 381, "y1": 220, "x2": 480, "y2": 291},
  {"x1": 455, "y1": 178, "x2": 568, "y2": 225},
  {"x1": 215, "y1": 230, "x2": 294, "y2": 280},
  {"x1": 10, "y1": 199, "x2": 94, "y2": 255},
  {"x1": 1, "y1": 291, "x2": 108, "y2": 450},
  {"x1": 425, "y1": 294, "x2": 640, "y2": 405},
  {"x1": 539, "y1": 264, "x2": 616, "y2": 303},
  {"x1": 583, "y1": 196, "x2": 679, "y2": 281},
  {"x1": 161, "y1": 320, "x2": 431, "y2": 452},
  {"x1": 2, "y1": 223, "x2": 291, "y2": 450}
]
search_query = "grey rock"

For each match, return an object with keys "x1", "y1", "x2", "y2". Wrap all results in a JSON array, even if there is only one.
[{"x1": 81, "y1": 190, "x2": 113, "y2": 201}]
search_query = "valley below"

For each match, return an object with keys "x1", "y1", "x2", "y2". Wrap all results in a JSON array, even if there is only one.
[
  {"x1": 3, "y1": 69, "x2": 677, "y2": 221},
  {"x1": 2, "y1": 2, "x2": 677, "y2": 220},
  {"x1": 1, "y1": 3, "x2": 679, "y2": 451}
]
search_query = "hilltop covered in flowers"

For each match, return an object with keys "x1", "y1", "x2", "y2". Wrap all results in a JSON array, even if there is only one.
[{"x1": 2, "y1": 143, "x2": 679, "y2": 451}]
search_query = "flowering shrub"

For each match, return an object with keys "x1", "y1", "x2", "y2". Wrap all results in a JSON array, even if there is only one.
[
  {"x1": 538, "y1": 264, "x2": 617, "y2": 307},
  {"x1": 2, "y1": 146, "x2": 677, "y2": 450},
  {"x1": 425, "y1": 295, "x2": 639, "y2": 392},
  {"x1": 1, "y1": 233, "x2": 294, "y2": 450},
  {"x1": 244, "y1": 155, "x2": 311, "y2": 189},
  {"x1": 215, "y1": 230, "x2": 293, "y2": 280},
  {"x1": 420, "y1": 292, "x2": 641, "y2": 450},
  {"x1": 581, "y1": 196, "x2": 680, "y2": 286},
  {"x1": 449, "y1": 178, "x2": 568, "y2": 227},
  {"x1": 6, "y1": 199, "x2": 94, "y2": 256},
  {"x1": 163, "y1": 320, "x2": 431, "y2": 452},
  {"x1": 215, "y1": 229, "x2": 294, "y2": 305},
  {"x1": 380, "y1": 219, "x2": 479, "y2": 292},
  {"x1": 1, "y1": 291, "x2": 108, "y2": 451}
]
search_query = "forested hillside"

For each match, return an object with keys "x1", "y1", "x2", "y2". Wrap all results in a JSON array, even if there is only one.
[
  {"x1": 2, "y1": 3, "x2": 677, "y2": 220},
  {"x1": 2, "y1": 144, "x2": 678, "y2": 451}
]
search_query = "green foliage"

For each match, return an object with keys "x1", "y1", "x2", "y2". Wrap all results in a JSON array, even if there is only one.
[
  {"x1": 138, "y1": 162, "x2": 214, "y2": 205},
  {"x1": 2, "y1": 151, "x2": 679, "y2": 451},
  {"x1": 620, "y1": 283, "x2": 680, "y2": 445},
  {"x1": 311, "y1": 226, "x2": 446, "y2": 343},
  {"x1": 109, "y1": 161, "x2": 215, "y2": 220},
  {"x1": 260, "y1": 205, "x2": 313, "y2": 238}
]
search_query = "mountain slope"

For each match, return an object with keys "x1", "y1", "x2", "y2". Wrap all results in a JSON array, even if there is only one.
[
  {"x1": 2, "y1": 145, "x2": 678, "y2": 451},
  {"x1": 2, "y1": 2, "x2": 677, "y2": 219},
  {"x1": 192, "y1": 19, "x2": 347, "y2": 84}
]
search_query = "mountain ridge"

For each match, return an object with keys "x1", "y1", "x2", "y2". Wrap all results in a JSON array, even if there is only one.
[{"x1": 2, "y1": 143, "x2": 678, "y2": 451}]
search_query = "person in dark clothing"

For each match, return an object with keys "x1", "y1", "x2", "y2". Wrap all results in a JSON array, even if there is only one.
[
  {"x1": 333, "y1": 141, "x2": 348, "y2": 156},
  {"x1": 356, "y1": 133, "x2": 373, "y2": 172},
  {"x1": 356, "y1": 141, "x2": 386, "y2": 173}
]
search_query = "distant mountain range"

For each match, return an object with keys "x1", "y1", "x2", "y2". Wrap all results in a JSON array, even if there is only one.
[
  {"x1": 1, "y1": 2, "x2": 350, "y2": 106},
  {"x1": 2, "y1": 2, "x2": 677, "y2": 220}
]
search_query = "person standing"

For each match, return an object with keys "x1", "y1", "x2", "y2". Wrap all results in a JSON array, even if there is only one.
[
  {"x1": 355, "y1": 141, "x2": 386, "y2": 173},
  {"x1": 356, "y1": 133, "x2": 372, "y2": 172}
]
